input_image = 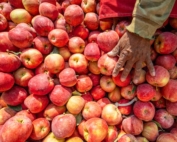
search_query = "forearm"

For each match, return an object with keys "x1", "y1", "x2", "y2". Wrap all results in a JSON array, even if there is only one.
[{"x1": 126, "y1": 0, "x2": 176, "y2": 39}]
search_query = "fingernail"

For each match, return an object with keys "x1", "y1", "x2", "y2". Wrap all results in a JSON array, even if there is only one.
[
  {"x1": 133, "y1": 79, "x2": 138, "y2": 84},
  {"x1": 151, "y1": 71, "x2": 156, "y2": 76},
  {"x1": 121, "y1": 77, "x2": 126, "y2": 82}
]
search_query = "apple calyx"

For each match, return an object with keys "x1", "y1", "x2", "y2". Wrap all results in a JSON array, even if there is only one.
[{"x1": 115, "y1": 97, "x2": 137, "y2": 107}]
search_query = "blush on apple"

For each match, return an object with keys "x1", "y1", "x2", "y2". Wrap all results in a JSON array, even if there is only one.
[{"x1": 84, "y1": 12, "x2": 99, "y2": 31}]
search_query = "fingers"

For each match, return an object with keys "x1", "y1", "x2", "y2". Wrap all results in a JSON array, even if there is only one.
[
  {"x1": 107, "y1": 43, "x2": 120, "y2": 57},
  {"x1": 146, "y1": 55, "x2": 155, "y2": 76},
  {"x1": 133, "y1": 61, "x2": 143, "y2": 84},
  {"x1": 121, "y1": 60, "x2": 134, "y2": 81}
]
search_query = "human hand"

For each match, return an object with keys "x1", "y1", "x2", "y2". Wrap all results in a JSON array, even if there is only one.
[{"x1": 107, "y1": 31, "x2": 155, "y2": 84}]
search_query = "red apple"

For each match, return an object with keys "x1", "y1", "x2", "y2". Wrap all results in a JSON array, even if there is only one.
[
  {"x1": 132, "y1": 69, "x2": 146, "y2": 85},
  {"x1": 72, "y1": 25, "x2": 89, "y2": 40},
  {"x1": 88, "y1": 73, "x2": 100, "y2": 86},
  {"x1": 99, "y1": 18, "x2": 113, "y2": 31},
  {"x1": 100, "y1": 75, "x2": 116, "y2": 92},
  {"x1": 22, "y1": 0, "x2": 39, "y2": 16},
  {"x1": 151, "y1": 86, "x2": 162, "y2": 101},
  {"x1": 16, "y1": 109, "x2": 36, "y2": 121},
  {"x1": 118, "y1": 134, "x2": 138, "y2": 142},
  {"x1": 153, "y1": 97, "x2": 166, "y2": 109},
  {"x1": 104, "y1": 125, "x2": 118, "y2": 142},
  {"x1": 97, "y1": 97, "x2": 111, "y2": 109},
  {"x1": 88, "y1": 30, "x2": 100, "y2": 43},
  {"x1": 43, "y1": 132, "x2": 65, "y2": 142},
  {"x1": 166, "y1": 100, "x2": 177, "y2": 116},
  {"x1": 81, "y1": 0, "x2": 96, "y2": 13},
  {"x1": 8, "y1": 0, "x2": 24, "y2": 8},
  {"x1": 84, "y1": 12, "x2": 99, "y2": 30},
  {"x1": 0, "y1": 2, "x2": 13, "y2": 21},
  {"x1": 120, "y1": 84, "x2": 136, "y2": 100},
  {"x1": 0, "y1": 107, "x2": 16, "y2": 125},
  {"x1": 169, "y1": 17, "x2": 177, "y2": 30},
  {"x1": 58, "y1": 47, "x2": 71, "y2": 61},
  {"x1": 90, "y1": 85, "x2": 106, "y2": 101},
  {"x1": 108, "y1": 86, "x2": 121, "y2": 102},
  {"x1": 39, "y1": 0, "x2": 56, "y2": 5},
  {"x1": 156, "y1": 133, "x2": 177, "y2": 142},
  {"x1": 169, "y1": 66, "x2": 177, "y2": 79},
  {"x1": 115, "y1": 20, "x2": 130, "y2": 38},
  {"x1": 0, "y1": 14, "x2": 7, "y2": 31},
  {"x1": 88, "y1": 61, "x2": 101, "y2": 74},
  {"x1": 136, "y1": 136, "x2": 149, "y2": 142},
  {"x1": 0, "y1": 72, "x2": 14, "y2": 92},
  {"x1": 117, "y1": 98, "x2": 133, "y2": 115}
]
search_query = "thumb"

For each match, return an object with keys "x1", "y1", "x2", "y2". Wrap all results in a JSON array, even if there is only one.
[{"x1": 107, "y1": 44, "x2": 120, "y2": 57}]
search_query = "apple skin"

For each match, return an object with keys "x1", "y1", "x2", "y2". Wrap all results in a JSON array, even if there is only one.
[
  {"x1": 0, "y1": 107, "x2": 16, "y2": 125},
  {"x1": 168, "y1": 66, "x2": 177, "y2": 79},
  {"x1": 97, "y1": 30, "x2": 119, "y2": 53},
  {"x1": 22, "y1": 0, "x2": 39, "y2": 16},
  {"x1": 84, "y1": 12, "x2": 99, "y2": 30},
  {"x1": 28, "y1": 73, "x2": 54, "y2": 96},
  {"x1": 0, "y1": 72, "x2": 15, "y2": 92},
  {"x1": 136, "y1": 136, "x2": 149, "y2": 142},
  {"x1": 30, "y1": 118, "x2": 50, "y2": 140},
  {"x1": 64, "y1": 4, "x2": 84, "y2": 27},
  {"x1": 117, "y1": 99, "x2": 133, "y2": 115},
  {"x1": 88, "y1": 30, "x2": 100, "y2": 43},
  {"x1": 104, "y1": 125, "x2": 118, "y2": 142},
  {"x1": 90, "y1": 85, "x2": 106, "y2": 101},
  {"x1": 0, "y1": 52, "x2": 21, "y2": 73},
  {"x1": 82, "y1": 101, "x2": 102, "y2": 120},
  {"x1": 39, "y1": 0, "x2": 56, "y2": 5},
  {"x1": 154, "y1": 32, "x2": 177, "y2": 54},
  {"x1": 81, "y1": 0, "x2": 96, "y2": 13},
  {"x1": 72, "y1": 25, "x2": 89, "y2": 40},
  {"x1": 16, "y1": 109, "x2": 36, "y2": 121},
  {"x1": 0, "y1": 2, "x2": 14, "y2": 21},
  {"x1": 99, "y1": 18, "x2": 113, "y2": 31},
  {"x1": 169, "y1": 17, "x2": 177, "y2": 30},
  {"x1": 8, "y1": 0, "x2": 24, "y2": 8},
  {"x1": 49, "y1": 85, "x2": 72, "y2": 106},
  {"x1": 43, "y1": 132, "x2": 65, "y2": 142},
  {"x1": 0, "y1": 115, "x2": 33, "y2": 142},
  {"x1": 88, "y1": 61, "x2": 101, "y2": 74},
  {"x1": 88, "y1": 73, "x2": 100, "y2": 87},
  {"x1": 1, "y1": 85, "x2": 27, "y2": 106},
  {"x1": 166, "y1": 100, "x2": 177, "y2": 116},
  {"x1": 161, "y1": 79, "x2": 177, "y2": 102},
  {"x1": 156, "y1": 133, "x2": 177, "y2": 142},
  {"x1": 97, "y1": 97, "x2": 111, "y2": 109},
  {"x1": 100, "y1": 75, "x2": 116, "y2": 92},
  {"x1": 115, "y1": 20, "x2": 130, "y2": 38},
  {"x1": 108, "y1": 86, "x2": 121, "y2": 102},
  {"x1": 120, "y1": 84, "x2": 136, "y2": 100},
  {"x1": 83, "y1": 117, "x2": 108, "y2": 142},
  {"x1": 118, "y1": 134, "x2": 138, "y2": 142},
  {"x1": 153, "y1": 97, "x2": 166, "y2": 109},
  {"x1": 0, "y1": 13, "x2": 7, "y2": 31},
  {"x1": 51, "y1": 114, "x2": 76, "y2": 139},
  {"x1": 81, "y1": 92, "x2": 93, "y2": 103},
  {"x1": 154, "y1": 109, "x2": 174, "y2": 129},
  {"x1": 58, "y1": 47, "x2": 71, "y2": 61}
]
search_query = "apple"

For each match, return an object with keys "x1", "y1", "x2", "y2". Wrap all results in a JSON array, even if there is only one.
[
  {"x1": 120, "y1": 84, "x2": 136, "y2": 100},
  {"x1": 22, "y1": 0, "x2": 39, "y2": 16},
  {"x1": 131, "y1": 69, "x2": 146, "y2": 85},
  {"x1": 81, "y1": 0, "x2": 96, "y2": 13},
  {"x1": 154, "y1": 109, "x2": 174, "y2": 129},
  {"x1": 133, "y1": 100, "x2": 155, "y2": 122},
  {"x1": 33, "y1": 36, "x2": 53, "y2": 55},
  {"x1": 64, "y1": 4, "x2": 84, "y2": 26},
  {"x1": 97, "y1": 30, "x2": 119, "y2": 52},
  {"x1": 66, "y1": 95, "x2": 85, "y2": 115},
  {"x1": 84, "y1": 12, "x2": 99, "y2": 30},
  {"x1": 0, "y1": 72, "x2": 15, "y2": 92},
  {"x1": 154, "y1": 32, "x2": 177, "y2": 54},
  {"x1": 0, "y1": 2, "x2": 14, "y2": 21},
  {"x1": 98, "y1": 53, "x2": 118, "y2": 75},
  {"x1": 61, "y1": 0, "x2": 70, "y2": 12},
  {"x1": 30, "y1": 118, "x2": 50, "y2": 140},
  {"x1": 58, "y1": 47, "x2": 71, "y2": 61},
  {"x1": 118, "y1": 134, "x2": 138, "y2": 142},
  {"x1": 172, "y1": 48, "x2": 177, "y2": 62},
  {"x1": 169, "y1": 66, "x2": 177, "y2": 79},
  {"x1": 153, "y1": 97, "x2": 166, "y2": 109},
  {"x1": 97, "y1": 97, "x2": 111, "y2": 109},
  {"x1": 151, "y1": 86, "x2": 162, "y2": 101},
  {"x1": 43, "y1": 132, "x2": 65, "y2": 142},
  {"x1": 16, "y1": 109, "x2": 36, "y2": 121},
  {"x1": 107, "y1": 86, "x2": 121, "y2": 102},
  {"x1": 88, "y1": 73, "x2": 100, "y2": 86},
  {"x1": 99, "y1": 18, "x2": 113, "y2": 31},
  {"x1": 136, "y1": 83, "x2": 156, "y2": 102},
  {"x1": 0, "y1": 14, "x2": 7, "y2": 31},
  {"x1": 51, "y1": 114, "x2": 76, "y2": 139},
  {"x1": 8, "y1": 0, "x2": 24, "y2": 8},
  {"x1": 81, "y1": 92, "x2": 93, "y2": 103},
  {"x1": 104, "y1": 125, "x2": 118, "y2": 142},
  {"x1": 82, "y1": 101, "x2": 102, "y2": 120},
  {"x1": 117, "y1": 99, "x2": 133, "y2": 115},
  {"x1": 0, "y1": 107, "x2": 16, "y2": 125},
  {"x1": 166, "y1": 100, "x2": 177, "y2": 116},
  {"x1": 156, "y1": 133, "x2": 177, "y2": 142},
  {"x1": 115, "y1": 20, "x2": 130, "y2": 38},
  {"x1": 32, "y1": 15, "x2": 54, "y2": 36},
  {"x1": 39, "y1": 0, "x2": 56, "y2": 5},
  {"x1": 169, "y1": 17, "x2": 177, "y2": 30},
  {"x1": 68, "y1": 36, "x2": 85, "y2": 53},
  {"x1": 83, "y1": 117, "x2": 108, "y2": 142},
  {"x1": 1, "y1": 85, "x2": 27, "y2": 106},
  {"x1": 136, "y1": 137, "x2": 149, "y2": 142},
  {"x1": 88, "y1": 30, "x2": 100, "y2": 43},
  {"x1": 49, "y1": 85, "x2": 72, "y2": 106},
  {"x1": 54, "y1": 13, "x2": 67, "y2": 30},
  {"x1": 68, "y1": 53, "x2": 88, "y2": 74},
  {"x1": 170, "y1": 128, "x2": 177, "y2": 137},
  {"x1": 100, "y1": 75, "x2": 116, "y2": 92},
  {"x1": 0, "y1": 115, "x2": 33, "y2": 142},
  {"x1": 34, "y1": 63, "x2": 53, "y2": 77},
  {"x1": 90, "y1": 85, "x2": 106, "y2": 101},
  {"x1": 88, "y1": 61, "x2": 101, "y2": 74},
  {"x1": 150, "y1": 47, "x2": 158, "y2": 61},
  {"x1": 0, "y1": 96, "x2": 7, "y2": 109},
  {"x1": 72, "y1": 25, "x2": 89, "y2": 40}
]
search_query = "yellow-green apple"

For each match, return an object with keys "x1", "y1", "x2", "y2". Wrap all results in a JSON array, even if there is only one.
[
  {"x1": 151, "y1": 87, "x2": 162, "y2": 101},
  {"x1": 141, "y1": 121, "x2": 159, "y2": 141},
  {"x1": 10, "y1": 8, "x2": 32, "y2": 24},
  {"x1": 115, "y1": 20, "x2": 130, "y2": 38},
  {"x1": 0, "y1": 107, "x2": 16, "y2": 125},
  {"x1": 8, "y1": 0, "x2": 24, "y2": 8},
  {"x1": 112, "y1": 71, "x2": 131, "y2": 87},
  {"x1": 68, "y1": 36, "x2": 85, "y2": 53},
  {"x1": 100, "y1": 75, "x2": 116, "y2": 92},
  {"x1": 154, "y1": 109, "x2": 174, "y2": 129},
  {"x1": 0, "y1": 2, "x2": 13, "y2": 21},
  {"x1": 30, "y1": 118, "x2": 50, "y2": 140},
  {"x1": 88, "y1": 73, "x2": 100, "y2": 87},
  {"x1": 0, "y1": 72, "x2": 14, "y2": 92},
  {"x1": 76, "y1": 74, "x2": 93, "y2": 92},
  {"x1": 51, "y1": 114, "x2": 76, "y2": 139},
  {"x1": 97, "y1": 97, "x2": 111, "y2": 109},
  {"x1": 136, "y1": 83, "x2": 156, "y2": 102},
  {"x1": 0, "y1": 14, "x2": 7, "y2": 31},
  {"x1": 32, "y1": 15, "x2": 54, "y2": 36},
  {"x1": 131, "y1": 69, "x2": 146, "y2": 85},
  {"x1": 81, "y1": 0, "x2": 96, "y2": 13},
  {"x1": 136, "y1": 136, "x2": 149, "y2": 142},
  {"x1": 156, "y1": 133, "x2": 177, "y2": 142},
  {"x1": 166, "y1": 100, "x2": 177, "y2": 116},
  {"x1": 155, "y1": 54, "x2": 176, "y2": 70},
  {"x1": 120, "y1": 84, "x2": 136, "y2": 100},
  {"x1": 0, "y1": 51, "x2": 21, "y2": 73},
  {"x1": 161, "y1": 79, "x2": 177, "y2": 102},
  {"x1": 97, "y1": 30, "x2": 119, "y2": 52},
  {"x1": 154, "y1": 32, "x2": 177, "y2": 54},
  {"x1": 33, "y1": 36, "x2": 53, "y2": 55},
  {"x1": 99, "y1": 18, "x2": 113, "y2": 31},
  {"x1": 90, "y1": 85, "x2": 106, "y2": 100},
  {"x1": 68, "y1": 53, "x2": 88, "y2": 74},
  {"x1": 88, "y1": 30, "x2": 100, "y2": 43},
  {"x1": 98, "y1": 53, "x2": 118, "y2": 75},
  {"x1": 72, "y1": 25, "x2": 89, "y2": 40},
  {"x1": 16, "y1": 109, "x2": 36, "y2": 121},
  {"x1": 28, "y1": 73, "x2": 54, "y2": 96},
  {"x1": 84, "y1": 42, "x2": 101, "y2": 61},
  {"x1": 84, "y1": 12, "x2": 99, "y2": 30},
  {"x1": 49, "y1": 85, "x2": 72, "y2": 106},
  {"x1": 48, "y1": 29, "x2": 69, "y2": 47},
  {"x1": 64, "y1": 4, "x2": 84, "y2": 26},
  {"x1": 81, "y1": 92, "x2": 93, "y2": 103},
  {"x1": 169, "y1": 17, "x2": 177, "y2": 30},
  {"x1": 0, "y1": 115, "x2": 33, "y2": 142},
  {"x1": 133, "y1": 100, "x2": 155, "y2": 121},
  {"x1": 122, "y1": 115, "x2": 143, "y2": 135},
  {"x1": 24, "y1": 94, "x2": 49, "y2": 113},
  {"x1": 88, "y1": 61, "x2": 101, "y2": 74},
  {"x1": 39, "y1": 2, "x2": 58, "y2": 21},
  {"x1": 104, "y1": 125, "x2": 118, "y2": 142},
  {"x1": 8, "y1": 28, "x2": 34, "y2": 49},
  {"x1": 101, "y1": 103, "x2": 122, "y2": 125},
  {"x1": 58, "y1": 47, "x2": 71, "y2": 61},
  {"x1": 83, "y1": 117, "x2": 108, "y2": 142},
  {"x1": 44, "y1": 53, "x2": 65, "y2": 74},
  {"x1": 1, "y1": 85, "x2": 27, "y2": 106},
  {"x1": 22, "y1": 0, "x2": 39, "y2": 16},
  {"x1": 169, "y1": 66, "x2": 177, "y2": 79},
  {"x1": 117, "y1": 99, "x2": 133, "y2": 115},
  {"x1": 0, "y1": 32, "x2": 18, "y2": 52},
  {"x1": 66, "y1": 95, "x2": 85, "y2": 115},
  {"x1": 118, "y1": 134, "x2": 138, "y2": 142},
  {"x1": 108, "y1": 86, "x2": 121, "y2": 102},
  {"x1": 43, "y1": 132, "x2": 65, "y2": 142},
  {"x1": 43, "y1": 103, "x2": 66, "y2": 121},
  {"x1": 82, "y1": 101, "x2": 102, "y2": 120}
]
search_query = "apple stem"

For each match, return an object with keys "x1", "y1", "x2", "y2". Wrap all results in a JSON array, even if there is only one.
[
  {"x1": 115, "y1": 97, "x2": 137, "y2": 107},
  {"x1": 50, "y1": 46, "x2": 59, "y2": 54},
  {"x1": 72, "y1": 90, "x2": 82, "y2": 96},
  {"x1": 6, "y1": 49, "x2": 22, "y2": 61}
]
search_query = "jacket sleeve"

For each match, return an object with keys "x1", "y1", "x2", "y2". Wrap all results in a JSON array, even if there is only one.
[{"x1": 126, "y1": 0, "x2": 176, "y2": 39}]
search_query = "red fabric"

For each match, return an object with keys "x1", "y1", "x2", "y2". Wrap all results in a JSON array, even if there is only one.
[{"x1": 99, "y1": 0, "x2": 177, "y2": 19}]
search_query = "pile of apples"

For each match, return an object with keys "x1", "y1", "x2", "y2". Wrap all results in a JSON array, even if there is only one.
[{"x1": 1, "y1": 0, "x2": 177, "y2": 141}]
